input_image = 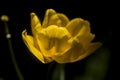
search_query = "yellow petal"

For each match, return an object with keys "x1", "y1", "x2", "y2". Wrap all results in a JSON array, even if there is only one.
[
  {"x1": 30, "y1": 13, "x2": 54, "y2": 63},
  {"x1": 56, "y1": 13, "x2": 69, "y2": 26},
  {"x1": 52, "y1": 42, "x2": 102, "y2": 63},
  {"x1": 36, "y1": 26, "x2": 58, "y2": 57},
  {"x1": 31, "y1": 12, "x2": 42, "y2": 50},
  {"x1": 48, "y1": 13, "x2": 69, "y2": 27},
  {"x1": 38, "y1": 25, "x2": 71, "y2": 41},
  {"x1": 66, "y1": 18, "x2": 90, "y2": 37},
  {"x1": 22, "y1": 30, "x2": 45, "y2": 63},
  {"x1": 36, "y1": 31, "x2": 54, "y2": 57},
  {"x1": 48, "y1": 14, "x2": 61, "y2": 26},
  {"x1": 42, "y1": 9, "x2": 56, "y2": 28},
  {"x1": 31, "y1": 12, "x2": 41, "y2": 35},
  {"x1": 45, "y1": 25, "x2": 71, "y2": 39},
  {"x1": 45, "y1": 25, "x2": 58, "y2": 38},
  {"x1": 36, "y1": 35, "x2": 57, "y2": 57},
  {"x1": 76, "y1": 20, "x2": 90, "y2": 37},
  {"x1": 37, "y1": 32, "x2": 50, "y2": 50},
  {"x1": 68, "y1": 19, "x2": 92, "y2": 46}
]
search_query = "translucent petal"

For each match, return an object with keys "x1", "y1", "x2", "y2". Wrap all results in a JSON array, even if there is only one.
[
  {"x1": 22, "y1": 30, "x2": 45, "y2": 63},
  {"x1": 77, "y1": 33, "x2": 95, "y2": 47},
  {"x1": 48, "y1": 13, "x2": 69, "y2": 27},
  {"x1": 75, "y1": 20, "x2": 90, "y2": 37},
  {"x1": 66, "y1": 18, "x2": 90, "y2": 37},
  {"x1": 42, "y1": 9, "x2": 56, "y2": 28},
  {"x1": 56, "y1": 13, "x2": 69, "y2": 26},
  {"x1": 52, "y1": 42, "x2": 83, "y2": 63},
  {"x1": 52, "y1": 42, "x2": 102, "y2": 63},
  {"x1": 72, "y1": 42, "x2": 102, "y2": 62}
]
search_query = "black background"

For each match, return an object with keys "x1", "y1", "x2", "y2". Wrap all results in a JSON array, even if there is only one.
[{"x1": 0, "y1": 0, "x2": 112, "y2": 80}]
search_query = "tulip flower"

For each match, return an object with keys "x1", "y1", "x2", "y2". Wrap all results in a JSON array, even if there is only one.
[{"x1": 22, "y1": 9, "x2": 102, "y2": 64}]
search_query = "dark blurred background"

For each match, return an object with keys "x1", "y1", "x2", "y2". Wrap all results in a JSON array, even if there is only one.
[{"x1": 0, "y1": 0, "x2": 112, "y2": 80}]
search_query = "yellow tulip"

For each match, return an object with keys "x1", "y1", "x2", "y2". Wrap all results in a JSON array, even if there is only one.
[{"x1": 22, "y1": 9, "x2": 102, "y2": 64}]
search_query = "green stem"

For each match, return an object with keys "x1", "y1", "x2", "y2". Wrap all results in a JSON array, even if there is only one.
[
  {"x1": 51, "y1": 63, "x2": 65, "y2": 80},
  {"x1": 59, "y1": 64, "x2": 65, "y2": 80},
  {"x1": 45, "y1": 62, "x2": 56, "y2": 80},
  {"x1": 4, "y1": 22, "x2": 24, "y2": 80},
  {"x1": 8, "y1": 38, "x2": 24, "y2": 80}
]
